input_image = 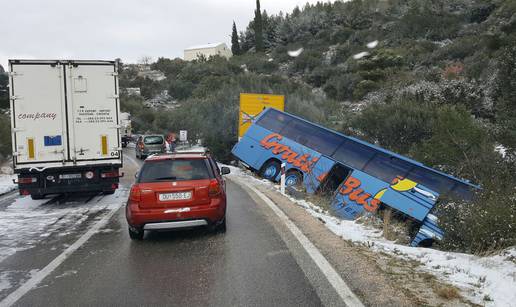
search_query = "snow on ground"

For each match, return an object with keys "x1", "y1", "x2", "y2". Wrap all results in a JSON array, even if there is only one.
[
  {"x1": 0, "y1": 165, "x2": 16, "y2": 196},
  {"x1": 0, "y1": 187, "x2": 128, "y2": 264},
  {"x1": 225, "y1": 165, "x2": 516, "y2": 307},
  {"x1": 0, "y1": 175, "x2": 16, "y2": 195}
]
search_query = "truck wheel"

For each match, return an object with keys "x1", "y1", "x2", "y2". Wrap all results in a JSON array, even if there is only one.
[
  {"x1": 260, "y1": 160, "x2": 280, "y2": 181},
  {"x1": 128, "y1": 227, "x2": 144, "y2": 240},
  {"x1": 30, "y1": 194, "x2": 45, "y2": 200}
]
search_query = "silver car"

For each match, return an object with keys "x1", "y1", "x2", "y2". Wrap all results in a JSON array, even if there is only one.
[{"x1": 136, "y1": 135, "x2": 165, "y2": 159}]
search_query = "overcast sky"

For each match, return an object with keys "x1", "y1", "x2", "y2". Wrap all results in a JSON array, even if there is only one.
[{"x1": 1, "y1": 0, "x2": 330, "y2": 69}]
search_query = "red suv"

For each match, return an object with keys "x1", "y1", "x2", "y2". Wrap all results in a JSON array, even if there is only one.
[{"x1": 126, "y1": 151, "x2": 230, "y2": 240}]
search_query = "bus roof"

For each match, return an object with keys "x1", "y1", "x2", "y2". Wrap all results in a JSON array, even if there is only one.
[{"x1": 258, "y1": 108, "x2": 479, "y2": 189}]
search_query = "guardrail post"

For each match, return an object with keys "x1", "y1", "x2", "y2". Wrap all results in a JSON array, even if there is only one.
[{"x1": 280, "y1": 162, "x2": 286, "y2": 194}]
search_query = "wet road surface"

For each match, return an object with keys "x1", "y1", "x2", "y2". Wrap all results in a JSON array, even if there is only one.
[{"x1": 0, "y1": 149, "x2": 327, "y2": 307}]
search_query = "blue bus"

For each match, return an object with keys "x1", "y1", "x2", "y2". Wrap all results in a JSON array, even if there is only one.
[{"x1": 231, "y1": 108, "x2": 479, "y2": 247}]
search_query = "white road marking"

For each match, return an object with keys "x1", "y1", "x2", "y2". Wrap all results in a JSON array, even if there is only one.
[
  {"x1": 0, "y1": 200, "x2": 123, "y2": 307},
  {"x1": 237, "y1": 180, "x2": 364, "y2": 307},
  {"x1": 0, "y1": 153, "x2": 140, "y2": 307},
  {"x1": 124, "y1": 152, "x2": 141, "y2": 169}
]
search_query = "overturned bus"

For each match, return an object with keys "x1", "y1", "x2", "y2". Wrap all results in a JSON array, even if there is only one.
[{"x1": 231, "y1": 108, "x2": 479, "y2": 247}]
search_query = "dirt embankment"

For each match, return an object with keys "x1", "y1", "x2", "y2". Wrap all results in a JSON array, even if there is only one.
[{"x1": 241, "y1": 180, "x2": 472, "y2": 306}]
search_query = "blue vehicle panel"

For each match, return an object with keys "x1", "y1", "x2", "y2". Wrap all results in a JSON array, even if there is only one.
[
  {"x1": 305, "y1": 156, "x2": 336, "y2": 194},
  {"x1": 231, "y1": 108, "x2": 479, "y2": 246}
]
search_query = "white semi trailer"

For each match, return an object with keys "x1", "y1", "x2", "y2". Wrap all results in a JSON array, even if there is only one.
[{"x1": 8, "y1": 59, "x2": 123, "y2": 199}]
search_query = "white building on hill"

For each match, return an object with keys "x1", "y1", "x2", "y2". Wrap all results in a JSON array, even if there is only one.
[{"x1": 184, "y1": 43, "x2": 232, "y2": 61}]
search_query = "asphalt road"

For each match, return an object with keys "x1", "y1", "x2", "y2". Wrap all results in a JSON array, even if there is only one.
[{"x1": 0, "y1": 148, "x2": 331, "y2": 307}]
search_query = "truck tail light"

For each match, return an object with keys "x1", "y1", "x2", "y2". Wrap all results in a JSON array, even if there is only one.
[
  {"x1": 129, "y1": 185, "x2": 141, "y2": 202},
  {"x1": 18, "y1": 177, "x2": 38, "y2": 184},
  {"x1": 208, "y1": 179, "x2": 221, "y2": 197},
  {"x1": 101, "y1": 170, "x2": 119, "y2": 178}
]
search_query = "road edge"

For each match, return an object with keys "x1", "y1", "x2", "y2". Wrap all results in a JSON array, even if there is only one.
[{"x1": 232, "y1": 178, "x2": 364, "y2": 307}]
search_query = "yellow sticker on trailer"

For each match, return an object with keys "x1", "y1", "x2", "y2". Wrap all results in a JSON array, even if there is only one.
[
  {"x1": 27, "y1": 138, "x2": 35, "y2": 159},
  {"x1": 101, "y1": 135, "x2": 108, "y2": 156},
  {"x1": 239, "y1": 93, "x2": 285, "y2": 138}
]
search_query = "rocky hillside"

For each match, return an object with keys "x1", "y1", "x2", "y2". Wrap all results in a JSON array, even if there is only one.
[{"x1": 119, "y1": 0, "x2": 516, "y2": 253}]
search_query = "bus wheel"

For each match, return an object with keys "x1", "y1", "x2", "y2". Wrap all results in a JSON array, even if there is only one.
[
  {"x1": 285, "y1": 171, "x2": 303, "y2": 187},
  {"x1": 260, "y1": 160, "x2": 280, "y2": 181}
]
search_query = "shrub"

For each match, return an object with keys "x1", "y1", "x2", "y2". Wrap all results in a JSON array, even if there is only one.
[
  {"x1": 0, "y1": 73, "x2": 9, "y2": 109},
  {"x1": 168, "y1": 79, "x2": 194, "y2": 100},
  {"x1": 293, "y1": 50, "x2": 322, "y2": 73},
  {"x1": 330, "y1": 27, "x2": 353, "y2": 43},
  {"x1": 352, "y1": 80, "x2": 378, "y2": 100},
  {"x1": 435, "y1": 159, "x2": 516, "y2": 254},
  {"x1": 323, "y1": 73, "x2": 361, "y2": 101},
  {"x1": 0, "y1": 113, "x2": 11, "y2": 160},
  {"x1": 348, "y1": 99, "x2": 436, "y2": 154},
  {"x1": 410, "y1": 106, "x2": 493, "y2": 180}
]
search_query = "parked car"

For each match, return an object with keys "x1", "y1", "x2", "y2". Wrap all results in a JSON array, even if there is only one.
[
  {"x1": 135, "y1": 135, "x2": 165, "y2": 159},
  {"x1": 121, "y1": 135, "x2": 132, "y2": 148},
  {"x1": 126, "y1": 151, "x2": 230, "y2": 240}
]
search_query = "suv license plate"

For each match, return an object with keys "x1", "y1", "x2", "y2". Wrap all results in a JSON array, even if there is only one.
[
  {"x1": 159, "y1": 192, "x2": 192, "y2": 201},
  {"x1": 59, "y1": 173, "x2": 82, "y2": 179}
]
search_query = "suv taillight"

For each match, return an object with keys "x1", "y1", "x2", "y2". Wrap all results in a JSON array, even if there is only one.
[
  {"x1": 101, "y1": 170, "x2": 119, "y2": 178},
  {"x1": 19, "y1": 177, "x2": 37, "y2": 184},
  {"x1": 129, "y1": 185, "x2": 141, "y2": 202},
  {"x1": 208, "y1": 179, "x2": 221, "y2": 197}
]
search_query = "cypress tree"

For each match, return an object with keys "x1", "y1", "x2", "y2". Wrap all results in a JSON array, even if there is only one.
[
  {"x1": 254, "y1": 0, "x2": 264, "y2": 52},
  {"x1": 231, "y1": 21, "x2": 241, "y2": 55}
]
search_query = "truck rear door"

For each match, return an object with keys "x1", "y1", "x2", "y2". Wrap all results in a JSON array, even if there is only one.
[
  {"x1": 66, "y1": 63, "x2": 121, "y2": 162},
  {"x1": 10, "y1": 62, "x2": 68, "y2": 164}
]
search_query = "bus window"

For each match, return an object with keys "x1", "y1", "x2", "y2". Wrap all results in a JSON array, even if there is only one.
[
  {"x1": 450, "y1": 183, "x2": 474, "y2": 201},
  {"x1": 332, "y1": 140, "x2": 376, "y2": 170},
  {"x1": 406, "y1": 167, "x2": 454, "y2": 195},
  {"x1": 281, "y1": 118, "x2": 342, "y2": 156},
  {"x1": 281, "y1": 119, "x2": 312, "y2": 145},
  {"x1": 363, "y1": 154, "x2": 413, "y2": 183},
  {"x1": 255, "y1": 109, "x2": 292, "y2": 134}
]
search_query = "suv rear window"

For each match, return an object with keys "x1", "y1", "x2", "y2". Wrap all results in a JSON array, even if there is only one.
[
  {"x1": 144, "y1": 136, "x2": 163, "y2": 145},
  {"x1": 138, "y1": 159, "x2": 213, "y2": 182}
]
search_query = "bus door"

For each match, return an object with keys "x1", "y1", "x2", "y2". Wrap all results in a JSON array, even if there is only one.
[
  {"x1": 304, "y1": 156, "x2": 337, "y2": 194},
  {"x1": 316, "y1": 163, "x2": 353, "y2": 195}
]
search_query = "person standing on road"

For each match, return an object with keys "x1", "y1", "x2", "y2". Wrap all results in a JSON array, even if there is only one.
[{"x1": 165, "y1": 132, "x2": 177, "y2": 153}]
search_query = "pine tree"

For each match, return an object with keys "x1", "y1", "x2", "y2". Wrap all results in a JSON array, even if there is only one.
[
  {"x1": 254, "y1": 0, "x2": 264, "y2": 52},
  {"x1": 231, "y1": 21, "x2": 241, "y2": 56}
]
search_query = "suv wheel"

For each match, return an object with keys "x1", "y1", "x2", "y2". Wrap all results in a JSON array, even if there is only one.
[
  {"x1": 128, "y1": 227, "x2": 144, "y2": 240},
  {"x1": 210, "y1": 217, "x2": 226, "y2": 233}
]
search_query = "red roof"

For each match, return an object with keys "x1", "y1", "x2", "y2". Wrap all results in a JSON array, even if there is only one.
[{"x1": 145, "y1": 152, "x2": 206, "y2": 161}]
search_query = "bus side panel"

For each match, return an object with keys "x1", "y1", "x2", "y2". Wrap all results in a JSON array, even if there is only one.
[
  {"x1": 380, "y1": 183, "x2": 438, "y2": 221},
  {"x1": 304, "y1": 156, "x2": 336, "y2": 194},
  {"x1": 331, "y1": 170, "x2": 390, "y2": 219},
  {"x1": 231, "y1": 136, "x2": 264, "y2": 169},
  {"x1": 331, "y1": 169, "x2": 439, "y2": 221}
]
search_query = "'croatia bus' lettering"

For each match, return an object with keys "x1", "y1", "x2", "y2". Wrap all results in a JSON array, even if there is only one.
[{"x1": 260, "y1": 133, "x2": 319, "y2": 172}]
